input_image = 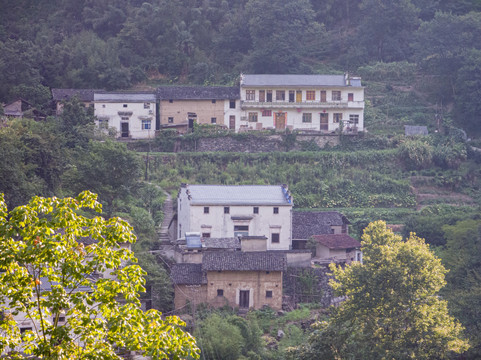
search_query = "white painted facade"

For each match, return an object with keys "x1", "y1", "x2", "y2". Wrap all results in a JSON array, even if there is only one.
[
  {"x1": 94, "y1": 92, "x2": 156, "y2": 139},
  {"x1": 239, "y1": 74, "x2": 364, "y2": 133},
  {"x1": 177, "y1": 185, "x2": 293, "y2": 250}
]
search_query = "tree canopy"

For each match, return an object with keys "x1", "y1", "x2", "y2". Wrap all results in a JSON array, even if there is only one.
[
  {"x1": 0, "y1": 191, "x2": 199, "y2": 359},
  {"x1": 294, "y1": 221, "x2": 469, "y2": 360}
]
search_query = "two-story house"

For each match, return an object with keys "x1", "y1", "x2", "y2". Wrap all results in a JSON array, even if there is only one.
[
  {"x1": 157, "y1": 86, "x2": 240, "y2": 133},
  {"x1": 94, "y1": 91, "x2": 157, "y2": 139},
  {"x1": 239, "y1": 74, "x2": 364, "y2": 133},
  {"x1": 177, "y1": 184, "x2": 293, "y2": 250}
]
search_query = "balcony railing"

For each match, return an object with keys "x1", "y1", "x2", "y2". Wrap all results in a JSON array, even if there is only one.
[{"x1": 240, "y1": 100, "x2": 363, "y2": 109}]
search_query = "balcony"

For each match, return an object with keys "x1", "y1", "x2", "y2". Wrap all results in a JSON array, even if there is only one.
[{"x1": 240, "y1": 100, "x2": 364, "y2": 109}]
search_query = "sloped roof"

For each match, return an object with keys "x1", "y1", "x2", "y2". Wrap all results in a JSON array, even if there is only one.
[
  {"x1": 241, "y1": 74, "x2": 351, "y2": 87},
  {"x1": 292, "y1": 211, "x2": 350, "y2": 240},
  {"x1": 312, "y1": 234, "x2": 361, "y2": 249},
  {"x1": 51, "y1": 89, "x2": 101, "y2": 102},
  {"x1": 94, "y1": 92, "x2": 156, "y2": 102},
  {"x1": 203, "y1": 251, "x2": 287, "y2": 271},
  {"x1": 182, "y1": 185, "x2": 292, "y2": 206},
  {"x1": 203, "y1": 237, "x2": 240, "y2": 249},
  {"x1": 171, "y1": 263, "x2": 207, "y2": 285},
  {"x1": 157, "y1": 86, "x2": 239, "y2": 100}
]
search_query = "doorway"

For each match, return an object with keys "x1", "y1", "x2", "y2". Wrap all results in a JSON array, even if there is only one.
[
  {"x1": 229, "y1": 115, "x2": 235, "y2": 130},
  {"x1": 275, "y1": 112, "x2": 286, "y2": 130},
  {"x1": 239, "y1": 290, "x2": 250, "y2": 308},
  {"x1": 121, "y1": 122, "x2": 129, "y2": 137},
  {"x1": 320, "y1": 113, "x2": 328, "y2": 131}
]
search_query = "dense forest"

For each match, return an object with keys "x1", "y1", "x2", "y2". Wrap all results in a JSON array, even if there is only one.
[
  {"x1": 2, "y1": 0, "x2": 481, "y2": 359},
  {"x1": 1, "y1": 0, "x2": 481, "y2": 134}
]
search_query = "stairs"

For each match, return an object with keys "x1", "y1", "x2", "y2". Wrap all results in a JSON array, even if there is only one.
[{"x1": 158, "y1": 191, "x2": 174, "y2": 245}]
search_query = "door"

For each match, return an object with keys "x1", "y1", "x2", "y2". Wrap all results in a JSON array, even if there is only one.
[
  {"x1": 320, "y1": 113, "x2": 328, "y2": 131},
  {"x1": 320, "y1": 91, "x2": 326, "y2": 102},
  {"x1": 121, "y1": 122, "x2": 129, "y2": 137},
  {"x1": 275, "y1": 112, "x2": 286, "y2": 130},
  {"x1": 229, "y1": 115, "x2": 235, "y2": 130},
  {"x1": 239, "y1": 290, "x2": 250, "y2": 308},
  {"x1": 259, "y1": 90, "x2": 265, "y2": 102},
  {"x1": 289, "y1": 90, "x2": 295, "y2": 102},
  {"x1": 296, "y1": 90, "x2": 302, "y2": 102}
]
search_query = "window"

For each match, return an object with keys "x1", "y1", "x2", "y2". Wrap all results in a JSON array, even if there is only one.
[
  {"x1": 332, "y1": 91, "x2": 341, "y2": 101},
  {"x1": 306, "y1": 90, "x2": 315, "y2": 101},
  {"x1": 20, "y1": 327, "x2": 32, "y2": 334},
  {"x1": 266, "y1": 90, "x2": 272, "y2": 102},
  {"x1": 348, "y1": 93, "x2": 354, "y2": 101},
  {"x1": 212, "y1": 99, "x2": 216, "y2": 103},
  {"x1": 289, "y1": 90, "x2": 295, "y2": 102},
  {"x1": 144, "y1": 102, "x2": 150, "y2": 109},
  {"x1": 211, "y1": 117, "x2": 217, "y2": 124},
  {"x1": 142, "y1": 120, "x2": 151, "y2": 130},
  {"x1": 98, "y1": 119, "x2": 108, "y2": 129},
  {"x1": 224, "y1": 206, "x2": 230, "y2": 214},
  {"x1": 262, "y1": 110, "x2": 272, "y2": 117},
  {"x1": 349, "y1": 114, "x2": 359, "y2": 125},
  {"x1": 259, "y1": 90, "x2": 265, "y2": 102},
  {"x1": 234, "y1": 225, "x2": 249, "y2": 237},
  {"x1": 169, "y1": 99, "x2": 173, "y2": 103},
  {"x1": 271, "y1": 233, "x2": 280, "y2": 243},
  {"x1": 266, "y1": 290, "x2": 273, "y2": 298},
  {"x1": 273, "y1": 207, "x2": 279, "y2": 214},
  {"x1": 123, "y1": 104, "x2": 128, "y2": 108},
  {"x1": 302, "y1": 113, "x2": 312, "y2": 123},
  {"x1": 204, "y1": 207, "x2": 209, "y2": 214},
  {"x1": 248, "y1": 112, "x2": 258, "y2": 122},
  {"x1": 202, "y1": 232, "x2": 211, "y2": 238},
  {"x1": 102, "y1": 104, "x2": 106, "y2": 108},
  {"x1": 253, "y1": 207, "x2": 259, "y2": 214},
  {"x1": 230, "y1": 100, "x2": 236, "y2": 109},
  {"x1": 217, "y1": 289, "x2": 224, "y2": 297},
  {"x1": 333, "y1": 113, "x2": 342, "y2": 123},
  {"x1": 246, "y1": 90, "x2": 255, "y2": 100},
  {"x1": 168, "y1": 117, "x2": 174, "y2": 123},
  {"x1": 276, "y1": 90, "x2": 285, "y2": 101}
]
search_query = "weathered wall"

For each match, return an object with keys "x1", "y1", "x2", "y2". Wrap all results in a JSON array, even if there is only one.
[
  {"x1": 174, "y1": 284, "x2": 207, "y2": 310},
  {"x1": 282, "y1": 267, "x2": 333, "y2": 309},
  {"x1": 206, "y1": 270, "x2": 283, "y2": 310}
]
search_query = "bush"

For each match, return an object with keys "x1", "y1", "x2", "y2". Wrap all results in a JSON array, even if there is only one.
[{"x1": 398, "y1": 138, "x2": 433, "y2": 169}]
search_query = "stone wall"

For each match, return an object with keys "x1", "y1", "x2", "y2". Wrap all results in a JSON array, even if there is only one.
[{"x1": 282, "y1": 266, "x2": 333, "y2": 309}]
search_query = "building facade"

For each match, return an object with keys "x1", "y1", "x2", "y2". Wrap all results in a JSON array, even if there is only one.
[
  {"x1": 239, "y1": 74, "x2": 364, "y2": 133},
  {"x1": 177, "y1": 184, "x2": 293, "y2": 250},
  {"x1": 94, "y1": 92, "x2": 156, "y2": 139},
  {"x1": 157, "y1": 86, "x2": 239, "y2": 133}
]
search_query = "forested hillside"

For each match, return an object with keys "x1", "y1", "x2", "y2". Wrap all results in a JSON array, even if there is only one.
[{"x1": 1, "y1": 0, "x2": 481, "y2": 134}]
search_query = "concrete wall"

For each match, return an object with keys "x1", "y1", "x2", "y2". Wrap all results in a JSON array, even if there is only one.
[
  {"x1": 206, "y1": 270, "x2": 283, "y2": 310},
  {"x1": 285, "y1": 251, "x2": 312, "y2": 267},
  {"x1": 240, "y1": 86, "x2": 364, "y2": 132},
  {"x1": 315, "y1": 244, "x2": 348, "y2": 260},
  {"x1": 177, "y1": 189, "x2": 292, "y2": 250},
  {"x1": 95, "y1": 101, "x2": 155, "y2": 139}
]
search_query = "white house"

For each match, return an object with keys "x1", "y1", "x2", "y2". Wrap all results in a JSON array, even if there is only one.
[
  {"x1": 177, "y1": 184, "x2": 293, "y2": 250},
  {"x1": 239, "y1": 74, "x2": 364, "y2": 133},
  {"x1": 94, "y1": 92, "x2": 157, "y2": 139}
]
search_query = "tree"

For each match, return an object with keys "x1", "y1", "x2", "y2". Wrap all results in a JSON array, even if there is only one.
[
  {"x1": 0, "y1": 191, "x2": 199, "y2": 359},
  {"x1": 295, "y1": 221, "x2": 469, "y2": 360},
  {"x1": 440, "y1": 220, "x2": 481, "y2": 358}
]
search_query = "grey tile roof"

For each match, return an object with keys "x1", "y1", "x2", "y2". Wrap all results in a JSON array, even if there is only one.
[
  {"x1": 203, "y1": 251, "x2": 287, "y2": 271},
  {"x1": 312, "y1": 234, "x2": 361, "y2": 249},
  {"x1": 157, "y1": 86, "x2": 240, "y2": 100},
  {"x1": 405, "y1": 125, "x2": 428, "y2": 136},
  {"x1": 51, "y1": 89, "x2": 101, "y2": 102},
  {"x1": 184, "y1": 185, "x2": 293, "y2": 206},
  {"x1": 241, "y1": 74, "x2": 350, "y2": 87},
  {"x1": 292, "y1": 211, "x2": 350, "y2": 240},
  {"x1": 94, "y1": 92, "x2": 156, "y2": 102},
  {"x1": 204, "y1": 237, "x2": 240, "y2": 249},
  {"x1": 171, "y1": 263, "x2": 207, "y2": 285}
]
